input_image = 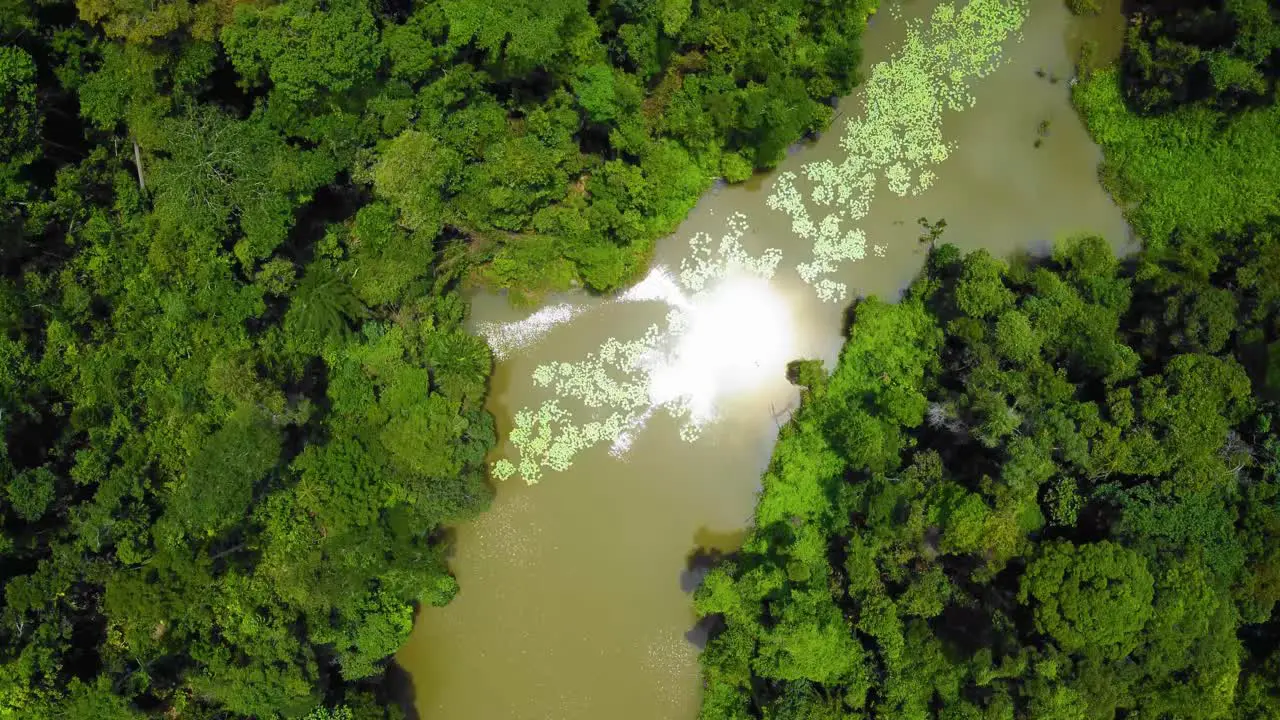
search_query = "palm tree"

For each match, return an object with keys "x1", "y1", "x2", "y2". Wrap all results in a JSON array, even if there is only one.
[
  {"x1": 428, "y1": 330, "x2": 492, "y2": 401},
  {"x1": 285, "y1": 263, "x2": 366, "y2": 350}
]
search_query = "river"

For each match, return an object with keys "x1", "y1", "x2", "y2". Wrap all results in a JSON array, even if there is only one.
[{"x1": 395, "y1": 0, "x2": 1131, "y2": 717}]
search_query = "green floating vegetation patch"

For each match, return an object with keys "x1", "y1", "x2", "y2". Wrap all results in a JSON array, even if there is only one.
[{"x1": 769, "y1": 0, "x2": 1030, "y2": 302}]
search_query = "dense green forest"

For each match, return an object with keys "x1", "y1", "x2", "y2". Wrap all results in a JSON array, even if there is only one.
[
  {"x1": 693, "y1": 2, "x2": 1280, "y2": 718},
  {"x1": 0, "y1": 0, "x2": 875, "y2": 716},
  {"x1": 695, "y1": 236, "x2": 1280, "y2": 719}
]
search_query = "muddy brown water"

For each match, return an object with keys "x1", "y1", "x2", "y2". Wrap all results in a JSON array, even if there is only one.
[{"x1": 396, "y1": 1, "x2": 1131, "y2": 718}]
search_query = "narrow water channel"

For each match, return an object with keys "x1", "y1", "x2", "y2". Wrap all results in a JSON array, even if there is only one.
[{"x1": 396, "y1": 1, "x2": 1132, "y2": 717}]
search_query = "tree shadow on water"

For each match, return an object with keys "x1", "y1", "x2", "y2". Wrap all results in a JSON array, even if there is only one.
[
  {"x1": 681, "y1": 526, "x2": 748, "y2": 649},
  {"x1": 680, "y1": 526, "x2": 748, "y2": 592},
  {"x1": 384, "y1": 660, "x2": 422, "y2": 720},
  {"x1": 685, "y1": 614, "x2": 726, "y2": 650},
  {"x1": 680, "y1": 546, "x2": 726, "y2": 594}
]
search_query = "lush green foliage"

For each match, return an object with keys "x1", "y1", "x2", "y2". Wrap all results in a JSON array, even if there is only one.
[
  {"x1": 1120, "y1": 0, "x2": 1279, "y2": 113},
  {"x1": 0, "y1": 126, "x2": 486, "y2": 720},
  {"x1": 0, "y1": 0, "x2": 877, "y2": 716},
  {"x1": 1074, "y1": 0, "x2": 1280, "y2": 248},
  {"x1": 1065, "y1": 0, "x2": 1100, "y2": 16},
  {"x1": 1074, "y1": 66, "x2": 1280, "y2": 247},
  {"x1": 695, "y1": 231, "x2": 1280, "y2": 718}
]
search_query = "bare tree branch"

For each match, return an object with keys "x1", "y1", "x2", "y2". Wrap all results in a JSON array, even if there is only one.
[{"x1": 133, "y1": 139, "x2": 146, "y2": 192}]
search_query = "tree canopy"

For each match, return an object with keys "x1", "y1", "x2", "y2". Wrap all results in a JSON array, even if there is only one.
[
  {"x1": 695, "y1": 230, "x2": 1280, "y2": 719},
  {"x1": 0, "y1": 0, "x2": 878, "y2": 716}
]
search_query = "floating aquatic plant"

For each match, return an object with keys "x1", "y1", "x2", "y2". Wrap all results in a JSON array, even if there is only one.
[
  {"x1": 494, "y1": 218, "x2": 786, "y2": 484},
  {"x1": 488, "y1": 0, "x2": 1030, "y2": 482},
  {"x1": 679, "y1": 212, "x2": 782, "y2": 292},
  {"x1": 769, "y1": 0, "x2": 1029, "y2": 302},
  {"x1": 491, "y1": 458, "x2": 516, "y2": 481}
]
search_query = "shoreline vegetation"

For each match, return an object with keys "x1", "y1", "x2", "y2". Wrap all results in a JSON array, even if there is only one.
[
  {"x1": 491, "y1": 0, "x2": 1032, "y2": 487},
  {"x1": 692, "y1": 1, "x2": 1280, "y2": 718},
  {"x1": 0, "y1": 0, "x2": 878, "y2": 716},
  {"x1": 1, "y1": 0, "x2": 1276, "y2": 717}
]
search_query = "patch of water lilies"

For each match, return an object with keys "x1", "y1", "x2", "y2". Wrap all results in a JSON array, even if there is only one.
[
  {"x1": 488, "y1": 0, "x2": 1032, "y2": 483},
  {"x1": 494, "y1": 214, "x2": 784, "y2": 484},
  {"x1": 771, "y1": 0, "x2": 1029, "y2": 303}
]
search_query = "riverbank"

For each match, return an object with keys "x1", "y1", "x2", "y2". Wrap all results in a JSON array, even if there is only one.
[
  {"x1": 396, "y1": 1, "x2": 1131, "y2": 717},
  {"x1": 0, "y1": 0, "x2": 895, "y2": 716},
  {"x1": 693, "y1": 1, "x2": 1280, "y2": 716}
]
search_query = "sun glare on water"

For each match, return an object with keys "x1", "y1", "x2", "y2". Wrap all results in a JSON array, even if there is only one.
[
  {"x1": 490, "y1": 0, "x2": 1032, "y2": 483},
  {"x1": 647, "y1": 272, "x2": 795, "y2": 424},
  {"x1": 490, "y1": 214, "x2": 791, "y2": 484}
]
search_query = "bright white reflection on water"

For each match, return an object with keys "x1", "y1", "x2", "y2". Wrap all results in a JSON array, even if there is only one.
[
  {"x1": 487, "y1": 0, "x2": 1033, "y2": 485},
  {"x1": 646, "y1": 271, "x2": 796, "y2": 424},
  {"x1": 406, "y1": 0, "x2": 1136, "y2": 715},
  {"x1": 488, "y1": 216, "x2": 787, "y2": 484},
  {"x1": 477, "y1": 303, "x2": 588, "y2": 360}
]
